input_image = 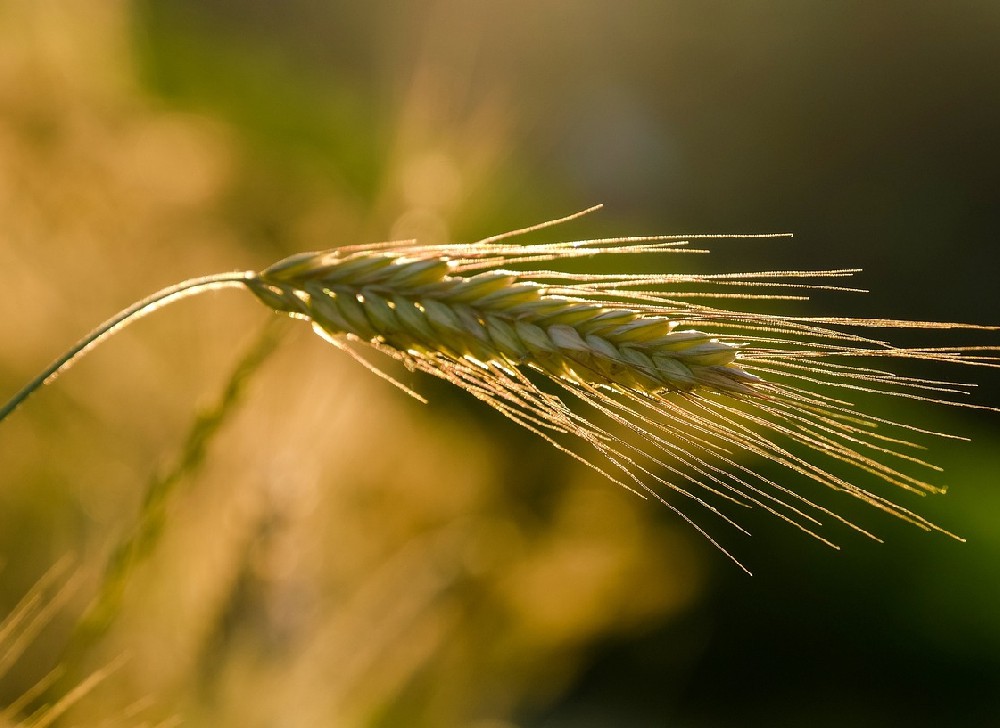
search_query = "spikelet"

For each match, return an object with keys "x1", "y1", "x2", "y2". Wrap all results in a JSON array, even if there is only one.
[
  {"x1": 246, "y1": 207, "x2": 999, "y2": 570},
  {"x1": 3, "y1": 206, "x2": 998, "y2": 570}
]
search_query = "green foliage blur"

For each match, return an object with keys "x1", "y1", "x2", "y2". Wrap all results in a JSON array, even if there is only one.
[{"x1": 1, "y1": 1, "x2": 999, "y2": 725}]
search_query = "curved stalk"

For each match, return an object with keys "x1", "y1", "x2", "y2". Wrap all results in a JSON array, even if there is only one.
[{"x1": 0, "y1": 272, "x2": 256, "y2": 424}]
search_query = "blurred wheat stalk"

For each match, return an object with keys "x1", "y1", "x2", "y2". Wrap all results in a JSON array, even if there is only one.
[
  {"x1": 3, "y1": 206, "x2": 997, "y2": 573},
  {"x1": 0, "y1": 559, "x2": 168, "y2": 728}
]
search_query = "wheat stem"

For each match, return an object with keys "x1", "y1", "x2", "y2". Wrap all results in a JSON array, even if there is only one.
[{"x1": 0, "y1": 272, "x2": 255, "y2": 424}]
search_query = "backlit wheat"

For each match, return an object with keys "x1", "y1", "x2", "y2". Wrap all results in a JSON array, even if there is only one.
[{"x1": 3, "y1": 206, "x2": 997, "y2": 570}]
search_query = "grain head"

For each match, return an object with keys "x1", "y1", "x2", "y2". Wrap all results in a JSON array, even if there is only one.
[{"x1": 243, "y1": 207, "x2": 1000, "y2": 569}]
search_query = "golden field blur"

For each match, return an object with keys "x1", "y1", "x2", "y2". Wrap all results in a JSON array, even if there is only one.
[
  {"x1": 0, "y1": 2, "x2": 700, "y2": 725},
  {"x1": 3, "y1": 1, "x2": 1000, "y2": 726}
]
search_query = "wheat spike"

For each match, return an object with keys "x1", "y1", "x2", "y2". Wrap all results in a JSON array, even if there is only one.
[
  {"x1": 3, "y1": 207, "x2": 997, "y2": 570},
  {"x1": 249, "y1": 250, "x2": 758, "y2": 396}
]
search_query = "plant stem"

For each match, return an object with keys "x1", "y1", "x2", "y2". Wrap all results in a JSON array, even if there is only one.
[{"x1": 0, "y1": 272, "x2": 256, "y2": 425}]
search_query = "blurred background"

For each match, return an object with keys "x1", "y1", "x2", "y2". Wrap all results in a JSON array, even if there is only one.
[{"x1": 1, "y1": 0, "x2": 999, "y2": 725}]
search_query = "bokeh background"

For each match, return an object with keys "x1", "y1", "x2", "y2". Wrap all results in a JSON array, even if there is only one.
[{"x1": 2, "y1": 1, "x2": 999, "y2": 726}]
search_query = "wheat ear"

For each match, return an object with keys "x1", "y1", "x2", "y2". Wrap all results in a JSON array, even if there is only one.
[{"x1": 3, "y1": 207, "x2": 997, "y2": 570}]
